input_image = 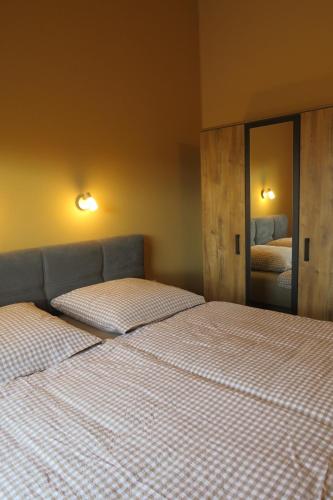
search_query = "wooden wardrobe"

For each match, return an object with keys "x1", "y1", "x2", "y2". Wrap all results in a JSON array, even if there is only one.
[{"x1": 201, "y1": 106, "x2": 333, "y2": 321}]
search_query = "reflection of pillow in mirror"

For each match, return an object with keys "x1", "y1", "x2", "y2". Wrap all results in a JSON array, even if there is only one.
[
  {"x1": 251, "y1": 245, "x2": 292, "y2": 273},
  {"x1": 277, "y1": 270, "x2": 292, "y2": 289},
  {"x1": 267, "y1": 237, "x2": 292, "y2": 248}
]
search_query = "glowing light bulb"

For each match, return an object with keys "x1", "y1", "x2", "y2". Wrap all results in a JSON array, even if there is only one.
[
  {"x1": 261, "y1": 188, "x2": 275, "y2": 200},
  {"x1": 76, "y1": 193, "x2": 98, "y2": 211}
]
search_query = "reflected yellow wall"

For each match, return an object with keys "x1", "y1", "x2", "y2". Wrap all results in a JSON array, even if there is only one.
[
  {"x1": 250, "y1": 122, "x2": 293, "y2": 233},
  {"x1": 0, "y1": 1, "x2": 202, "y2": 292},
  {"x1": 199, "y1": 0, "x2": 333, "y2": 128}
]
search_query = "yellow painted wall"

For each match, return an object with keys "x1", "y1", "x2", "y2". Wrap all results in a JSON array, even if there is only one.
[
  {"x1": 250, "y1": 122, "x2": 293, "y2": 234},
  {"x1": 0, "y1": 1, "x2": 202, "y2": 292},
  {"x1": 199, "y1": 0, "x2": 333, "y2": 128}
]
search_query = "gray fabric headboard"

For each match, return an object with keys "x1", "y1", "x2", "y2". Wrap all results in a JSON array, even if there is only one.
[
  {"x1": 251, "y1": 215, "x2": 288, "y2": 245},
  {"x1": 0, "y1": 235, "x2": 144, "y2": 311}
]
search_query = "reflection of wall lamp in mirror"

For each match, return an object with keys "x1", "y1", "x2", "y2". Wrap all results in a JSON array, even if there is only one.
[
  {"x1": 76, "y1": 193, "x2": 98, "y2": 211},
  {"x1": 261, "y1": 188, "x2": 276, "y2": 200}
]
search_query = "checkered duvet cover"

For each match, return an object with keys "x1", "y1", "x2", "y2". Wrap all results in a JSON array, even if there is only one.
[
  {"x1": 1, "y1": 302, "x2": 333, "y2": 499},
  {"x1": 122, "y1": 302, "x2": 333, "y2": 427}
]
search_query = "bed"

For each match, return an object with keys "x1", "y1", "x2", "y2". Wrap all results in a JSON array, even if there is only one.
[
  {"x1": 250, "y1": 214, "x2": 292, "y2": 308},
  {"x1": 0, "y1": 236, "x2": 333, "y2": 499}
]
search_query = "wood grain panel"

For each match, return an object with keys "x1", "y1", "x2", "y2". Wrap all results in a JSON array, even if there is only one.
[
  {"x1": 299, "y1": 107, "x2": 333, "y2": 320},
  {"x1": 201, "y1": 125, "x2": 245, "y2": 303}
]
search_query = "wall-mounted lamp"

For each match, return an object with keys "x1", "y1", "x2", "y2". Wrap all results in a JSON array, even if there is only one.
[
  {"x1": 261, "y1": 188, "x2": 276, "y2": 200},
  {"x1": 76, "y1": 193, "x2": 98, "y2": 211}
]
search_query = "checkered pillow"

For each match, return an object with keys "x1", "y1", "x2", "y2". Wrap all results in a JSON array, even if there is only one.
[
  {"x1": 0, "y1": 303, "x2": 101, "y2": 386},
  {"x1": 251, "y1": 245, "x2": 292, "y2": 272},
  {"x1": 267, "y1": 237, "x2": 292, "y2": 248},
  {"x1": 51, "y1": 278, "x2": 205, "y2": 334}
]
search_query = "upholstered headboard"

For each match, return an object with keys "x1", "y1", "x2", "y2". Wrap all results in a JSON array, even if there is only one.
[
  {"x1": 251, "y1": 215, "x2": 288, "y2": 245},
  {"x1": 0, "y1": 235, "x2": 144, "y2": 311}
]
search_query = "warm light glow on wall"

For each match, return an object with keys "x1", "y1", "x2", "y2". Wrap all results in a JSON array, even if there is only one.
[
  {"x1": 261, "y1": 188, "x2": 276, "y2": 200},
  {"x1": 76, "y1": 193, "x2": 98, "y2": 212}
]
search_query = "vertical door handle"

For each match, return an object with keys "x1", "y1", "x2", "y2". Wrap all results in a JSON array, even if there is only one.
[
  {"x1": 304, "y1": 238, "x2": 310, "y2": 261},
  {"x1": 235, "y1": 234, "x2": 240, "y2": 255}
]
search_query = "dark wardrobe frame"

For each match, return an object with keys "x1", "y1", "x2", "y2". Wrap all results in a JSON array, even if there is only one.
[{"x1": 244, "y1": 114, "x2": 301, "y2": 314}]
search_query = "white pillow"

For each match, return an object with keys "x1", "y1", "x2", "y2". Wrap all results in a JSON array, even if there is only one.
[
  {"x1": 0, "y1": 303, "x2": 101, "y2": 386},
  {"x1": 267, "y1": 237, "x2": 292, "y2": 248},
  {"x1": 51, "y1": 278, "x2": 205, "y2": 334},
  {"x1": 251, "y1": 245, "x2": 292, "y2": 273}
]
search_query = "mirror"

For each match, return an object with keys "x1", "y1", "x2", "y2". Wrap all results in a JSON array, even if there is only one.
[{"x1": 245, "y1": 116, "x2": 300, "y2": 313}]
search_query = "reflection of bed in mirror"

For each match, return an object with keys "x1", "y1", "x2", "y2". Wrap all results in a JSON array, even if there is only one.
[{"x1": 250, "y1": 214, "x2": 292, "y2": 309}]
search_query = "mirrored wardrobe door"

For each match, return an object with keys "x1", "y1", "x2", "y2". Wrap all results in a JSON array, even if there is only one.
[{"x1": 245, "y1": 115, "x2": 300, "y2": 314}]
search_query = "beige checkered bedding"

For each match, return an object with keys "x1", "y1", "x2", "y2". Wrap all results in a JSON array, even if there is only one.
[
  {"x1": 51, "y1": 278, "x2": 205, "y2": 334},
  {"x1": 1, "y1": 340, "x2": 333, "y2": 499},
  {"x1": 251, "y1": 245, "x2": 292, "y2": 272},
  {"x1": 277, "y1": 270, "x2": 292, "y2": 289},
  {"x1": 267, "y1": 237, "x2": 292, "y2": 248},
  {"x1": 0, "y1": 303, "x2": 100, "y2": 385},
  {"x1": 122, "y1": 302, "x2": 333, "y2": 427}
]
